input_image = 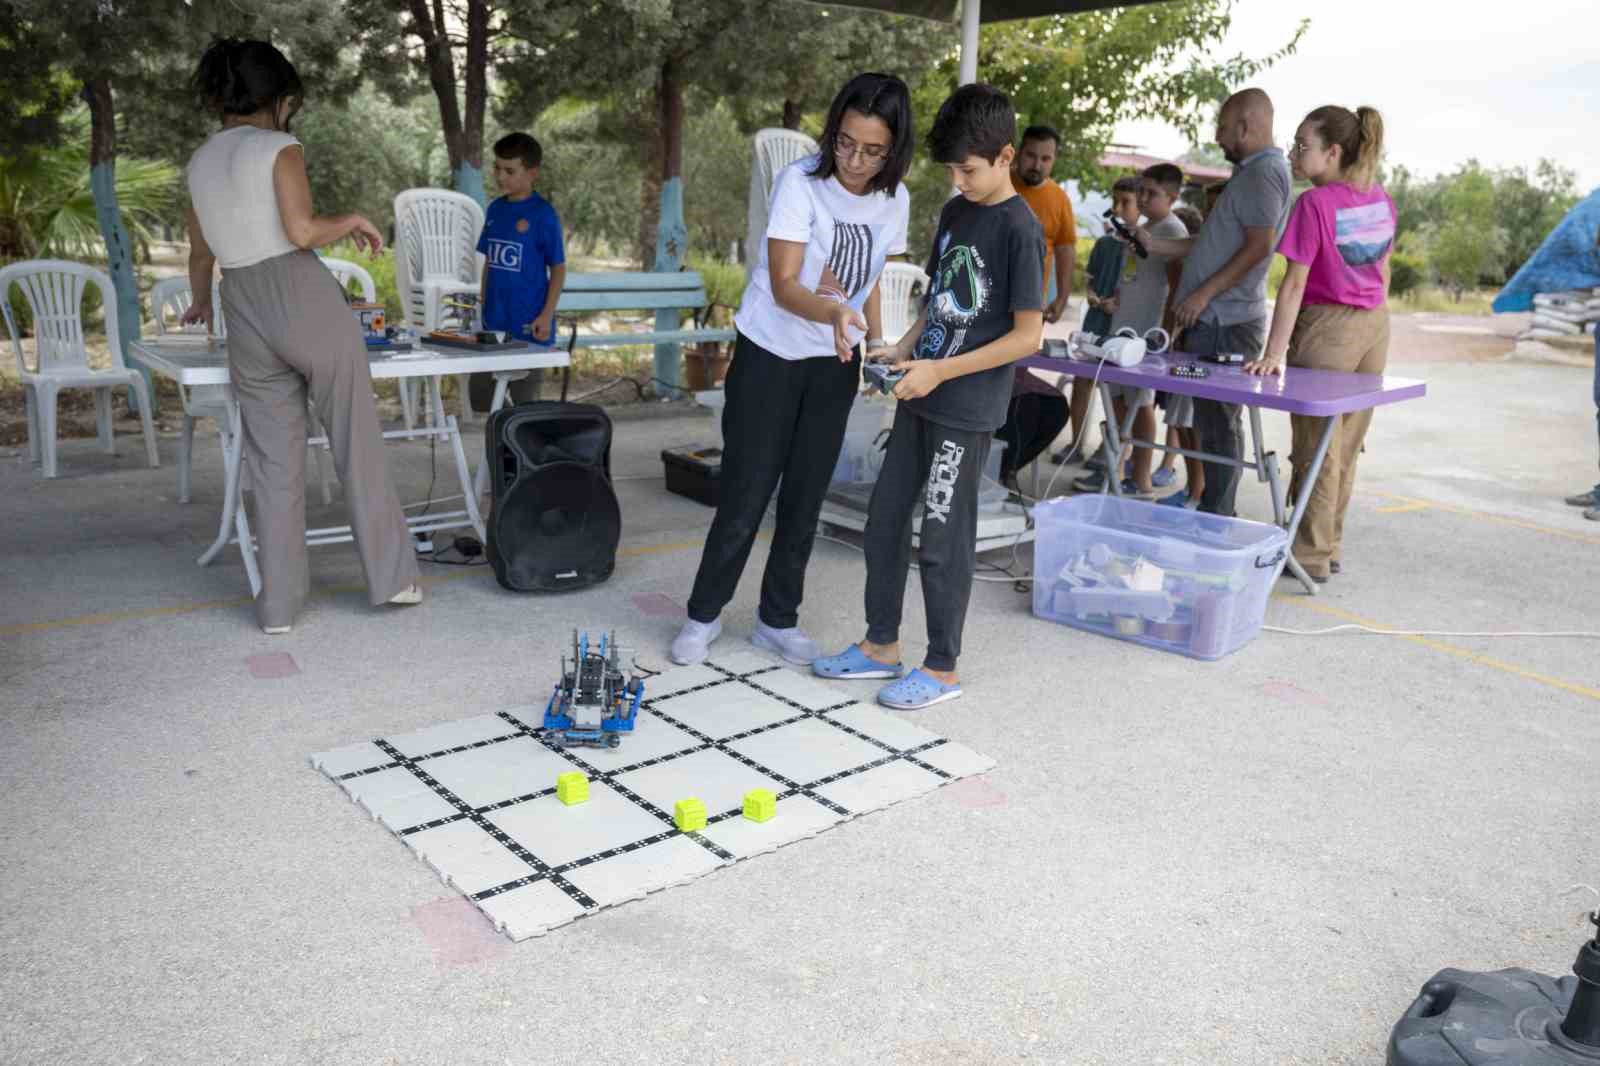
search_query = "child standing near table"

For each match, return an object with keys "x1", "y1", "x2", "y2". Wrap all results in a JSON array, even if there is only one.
[
  {"x1": 1247, "y1": 105, "x2": 1394, "y2": 581},
  {"x1": 467, "y1": 132, "x2": 566, "y2": 411},
  {"x1": 1061, "y1": 177, "x2": 1138, "y2": 463},
  {"x1": 813, "y1": 83, "x2": 1044, "y2": 710}
]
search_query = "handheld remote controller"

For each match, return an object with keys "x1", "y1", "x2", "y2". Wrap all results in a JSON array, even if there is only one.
[
  {"x1": 864, "y1": 362, "x2": 906, "y2": 395},
  {"x1": 1103, "y1": 209, "x2": 1149, "y2": 259}
]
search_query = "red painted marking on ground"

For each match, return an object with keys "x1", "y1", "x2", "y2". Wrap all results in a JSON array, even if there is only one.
[
  {"x1": 411, "y1": 897, "x2": 508, "y2": 967},
  {"x1": 1260, "y1": 678, "x2": 1329, "y2": 705},
  {"x1": 945, "y1": 776, "x2": 1008, "y2": 809},
  {"x1": 632, "y1": 592, "x2": 686, "y2": 618},
  {"x1": 246, "y1": 652, "x2": 299, "y2": 679}
]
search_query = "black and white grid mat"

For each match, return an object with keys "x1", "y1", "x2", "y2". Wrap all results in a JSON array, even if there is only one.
[{"x1": 311, "y1": 648, "x2": 995, "y2": 940}]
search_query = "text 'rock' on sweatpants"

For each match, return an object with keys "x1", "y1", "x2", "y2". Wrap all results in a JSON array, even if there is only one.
[
  {"x1": 221, "y1": 250, "x2": 418, "y2": 629},
  {"x1": 863, "y1": 406, "x2": 991, "y2": 673}
]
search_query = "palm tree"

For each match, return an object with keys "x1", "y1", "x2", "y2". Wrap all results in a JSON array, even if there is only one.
[{"x1": 0, "y1": 108, "x2": 179, "y2": 261}]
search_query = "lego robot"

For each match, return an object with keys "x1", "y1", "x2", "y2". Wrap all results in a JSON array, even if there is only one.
[{"x1": 541, "y1": 629, "x2": 645, "y2": 749}]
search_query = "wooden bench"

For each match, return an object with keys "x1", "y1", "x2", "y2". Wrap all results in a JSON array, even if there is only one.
[{"x1": 551, "y1": 271, "x2": 736, "y2": 398}]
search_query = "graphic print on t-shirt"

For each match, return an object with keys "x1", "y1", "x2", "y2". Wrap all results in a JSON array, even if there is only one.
[
  {"x1": 1335, "y1": 201, "x2": 1395, "y2": 267},
  {"x1": 486, "y1": 238, "x2": 523, "y2": 271},
  {"x1": 919, "y1": 231, "x2": 990, "y2": 359},
  {"x1": 817, "y1": 221, "x2": 875, "y2": 302}
]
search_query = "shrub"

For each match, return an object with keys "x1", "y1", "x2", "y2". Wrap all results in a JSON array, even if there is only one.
[{"x1": 1387, "y1": 252, "x2": 1424, "y2": 298}]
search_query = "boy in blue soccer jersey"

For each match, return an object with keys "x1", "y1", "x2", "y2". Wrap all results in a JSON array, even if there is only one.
[{"x1": 468, "y1": 132, "x2": 566, "y2": 409}]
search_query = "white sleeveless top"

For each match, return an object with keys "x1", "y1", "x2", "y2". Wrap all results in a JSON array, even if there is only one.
[{"x1": 186, "y1": 126, "x2": 302, "y2": 269}]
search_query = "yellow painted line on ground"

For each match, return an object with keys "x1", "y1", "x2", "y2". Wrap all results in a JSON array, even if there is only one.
[
  {"x1": 0, "y1": 532, "x2": 729, "y2": 638},
  {"x1": 1367, "y1": 489, "x2": 1600, "y2": 546},
  {"x1": 1274, "y1": 595, "x2": 1600, "y2": 704}
]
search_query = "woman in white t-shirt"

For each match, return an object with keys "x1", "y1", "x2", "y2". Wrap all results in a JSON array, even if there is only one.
[
  {"x1": 670, "y1": 73, "x2": 914, "y2": 667},
  {"x1": 184, "y1": 40, "x2": 419, "y2": 635}
]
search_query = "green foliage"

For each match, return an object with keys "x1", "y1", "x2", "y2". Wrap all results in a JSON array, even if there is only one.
[
  {"x1": 536, "y1": 101, "x2": 646, "y2": 258},
  {"x1": 686, "y1": 254, "x2": 746, "y2": 325},
  {"x1": 295, "y1": 88, "x2": 448, "y2": 237},
  {"x1": 0, "y1": 110, "x2": 180, "y2": 260},
  {"x1": 932, "y1": 3, "x2": 1306, "y2": 188},
  {"x1": 1423, "y1": 162, "x2": 1507, "y2": 301},
  {"x1": 1388, "y1": 158, "x2": 1579, "y2": 290},
  {"x1": 1387, "y1": 252, "x2": 1424, "y2": 298},
  {"x1": 325, "y1": 242, "x2": 402, "y2": 319}
]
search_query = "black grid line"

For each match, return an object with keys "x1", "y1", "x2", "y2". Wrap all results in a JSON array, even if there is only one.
[
  {"x1": 333, "y1": 727, "x2": 527, "y2": 781},
  {"x1": 371, "y1": 739, "x2": 597, "y2": 909},
  {"x1": 345, "y1": 661, "x2": 963, "y2": 915}
]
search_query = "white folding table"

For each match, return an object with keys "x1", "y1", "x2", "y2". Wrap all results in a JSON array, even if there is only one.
[{"x1": 131, "y1": 339, "x2": 570, "y2": 595}]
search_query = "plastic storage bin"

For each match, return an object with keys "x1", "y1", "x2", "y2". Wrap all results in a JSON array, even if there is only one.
[{"x1": 1030, "y1": 494, "x2": 1287, "y2": 660}]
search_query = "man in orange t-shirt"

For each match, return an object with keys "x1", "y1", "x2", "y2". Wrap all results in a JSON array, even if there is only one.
[{"x1": 1013, "y1": 124, "x2": 1077, "y2": 323}]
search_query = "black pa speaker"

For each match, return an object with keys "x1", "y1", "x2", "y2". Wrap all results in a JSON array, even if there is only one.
[{"x1": 485, "y1": 401, "x2": 620, "y2": 592}]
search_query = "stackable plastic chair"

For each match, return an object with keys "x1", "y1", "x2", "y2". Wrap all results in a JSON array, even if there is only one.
[
  {"x1": 878, "y1": 262, "x2": 929, "y2": 346},
  {"x1": 0, "y1": 260, "x2": 159, "y2": 478},
  {"x1": 393, "y1": 188, "x2": 484, "y2": 421},
  {"x1": 745, "y1": 128, "x2": 820, "y2": 272}
]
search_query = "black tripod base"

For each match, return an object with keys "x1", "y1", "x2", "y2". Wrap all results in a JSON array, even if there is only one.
[{"x1": 1389, "y1": 967, "x2": 1600, "y2": 1065}]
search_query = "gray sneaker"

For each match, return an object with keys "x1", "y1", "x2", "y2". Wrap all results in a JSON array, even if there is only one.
[
  {"x1": 751, "y1": 621, "x2": 823, "y2": 665},
  {"x1": 670, "y1": 618, "x2": 722, "y2": 665},
  {"x1": 1566, "y1": 490, "x2": 1598, "y2": 507},
  {"x1": 1586, "y1": 506, "x2": 1600, "y2": 522}
]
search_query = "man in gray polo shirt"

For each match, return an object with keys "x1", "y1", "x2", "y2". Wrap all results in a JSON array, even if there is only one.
[{"x1": 1135, "y1": 88, "x2": 1291, "y2": 515}]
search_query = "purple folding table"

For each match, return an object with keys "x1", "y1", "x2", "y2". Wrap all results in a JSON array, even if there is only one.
[{"x1": 1016, "y1": 350, "x2": 1427, "y2": 594}]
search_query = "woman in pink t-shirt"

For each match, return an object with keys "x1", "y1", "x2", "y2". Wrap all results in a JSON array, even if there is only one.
[{"x1": 1248, "y1": 105, "x2": 1394, "y2": 582}]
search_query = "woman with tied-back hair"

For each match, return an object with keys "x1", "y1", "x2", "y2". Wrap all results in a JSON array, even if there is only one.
[
  {"x1": 1248, "y1": 105, "x2": 1396, "y2": 582},
  {"x1": 183, "y1": 38, "x2": 420, "y2": 634},
  {"x1": 669, "y1": 73, "x2": 915, "y2": 668}
]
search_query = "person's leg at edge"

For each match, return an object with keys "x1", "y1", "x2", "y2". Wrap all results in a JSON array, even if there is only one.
[
  {"x1": 685, "y1": 335, "x2": 802, "y2": 625},
  {"x1": 860, "y1": 406, "x2": 933, "y2": 669},
  {"x1": 1327, "y1": 306, "x2": 1390, "y2": 566},
  {"x1": 1129, "y1": 401, "x2": 1158, "y2": 491},
  {"x1": 225, "y1": 313, "x2": 312, "y2": 631},
  {"x1": 757, "y1": 352, "x2": 859, "y2": 632},
  {"x1": 914, "y1": 423, "x2": 989, "y2": 684},
  {"x1": 299, "y1": 281, "x2": 418, "y2": 604}
]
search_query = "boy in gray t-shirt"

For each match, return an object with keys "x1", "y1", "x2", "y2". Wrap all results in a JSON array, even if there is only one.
[{"x1": 1078, "y1": 164, "x2": 1189, "y2": 497}]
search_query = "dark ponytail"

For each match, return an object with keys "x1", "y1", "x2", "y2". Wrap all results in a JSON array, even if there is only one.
[{"x1": 192, "y1": 38, "x2": 304, "y2": 130}]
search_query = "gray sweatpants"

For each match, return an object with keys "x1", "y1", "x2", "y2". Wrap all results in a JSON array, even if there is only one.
[
  {"x1": 221, "y1": 250, "x2": 417, "y2": 629},
  {"x1": 863, "y1": 407, "x2": 991, "y2": 673}
]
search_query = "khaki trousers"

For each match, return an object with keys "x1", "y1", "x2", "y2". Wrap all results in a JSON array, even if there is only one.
[
  {"x1": 221, "y1": 251, "x2": 418, "y2": 629},
  {"x1": 1286, "y1": 302, "x2": 1390, "y2": 577}
]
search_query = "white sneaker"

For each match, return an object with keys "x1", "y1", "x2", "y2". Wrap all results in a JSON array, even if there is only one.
[
  {"x1": 262, "y1": 625, "x2": 291, "y2": 635},
  {"x1": 388, "y1": 584, "x2": 424, "y2": 606},
  {"x1": 751, "y1": 621, "x2": 823, "y2": 666},
  {"x1": 670, "y1": 618, "x2": 722, "y2": 665}
]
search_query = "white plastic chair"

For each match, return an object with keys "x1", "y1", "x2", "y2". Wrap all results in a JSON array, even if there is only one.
[
  {"x1": 393, "y1": 188, "x2": 484, "y2": 421},
  {"x1": 746, "y1": 128, "x2": 820, "y2": 272},
  {"x1": 879, "y1": 262, "x2": 929, "y2": 346},
  {"x1": 319, "y1": 256, "x2": 377, "y2": 303},
  {"x1": 0, "y1": 260, "x2": 159, "y2": 478},
  {"x1": 151, "y1": 275, "x2": 333, "y2": 506}
]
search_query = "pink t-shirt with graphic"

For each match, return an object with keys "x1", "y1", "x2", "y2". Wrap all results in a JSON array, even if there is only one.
[{"x1": 1276, "y1": 182, "x2": 1396, "y2": 310}]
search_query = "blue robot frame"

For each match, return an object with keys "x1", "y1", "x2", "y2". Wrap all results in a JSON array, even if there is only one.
[{"x1": 541, "y1": 629, "x2": 645, "y2": 749}]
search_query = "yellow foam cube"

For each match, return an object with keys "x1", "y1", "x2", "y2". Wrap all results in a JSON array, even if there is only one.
[
  {"x1": 674, "y1": 797, "x2": 707, "y2": 832},
  {"x1": 556, "y1": 771, "x2": 589, "y2": 806},
  {"x1": 742, "y1": 788, "x2": 777, "y2": 823}
]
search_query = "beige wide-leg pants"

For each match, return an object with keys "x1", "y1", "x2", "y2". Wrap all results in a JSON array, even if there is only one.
[
  {"x1": 1285, "y1": 301, "x2": 1391, "y2": 578},
  {"x1": 221, "y1": 250, "x2": 418, "y2": 629}
]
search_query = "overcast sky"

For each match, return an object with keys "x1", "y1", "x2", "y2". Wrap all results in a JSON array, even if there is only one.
[{"x1": 1110, "y1": 0, "x2": 1600, "y2": 190}]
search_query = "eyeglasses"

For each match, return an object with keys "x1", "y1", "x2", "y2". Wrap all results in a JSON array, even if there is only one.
[
  {"x1": 1287, "y1": 139, "x2": 1317, "y2": 156},
  {"x1": 834, "y1": 131, "x2": 890, "y2": 166}
]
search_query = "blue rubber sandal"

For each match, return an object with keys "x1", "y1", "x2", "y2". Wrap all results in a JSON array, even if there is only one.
[
  {"x1": 813, "y1": 645, "x2": 905, "y2": 680},
  {"x1": 877, "y1": 669, "x2": 963, "y2": 711}
]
